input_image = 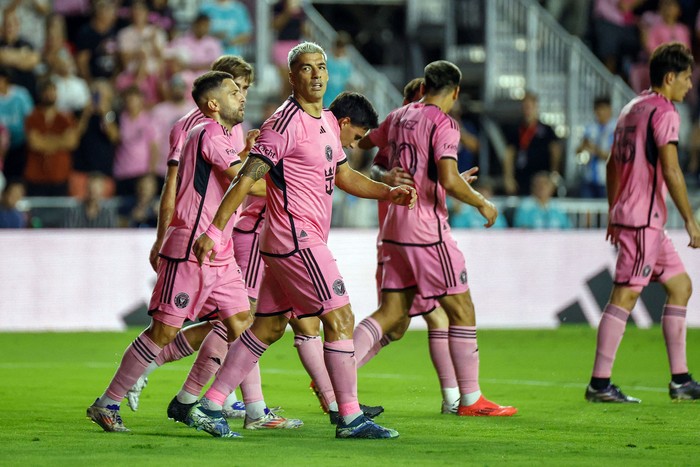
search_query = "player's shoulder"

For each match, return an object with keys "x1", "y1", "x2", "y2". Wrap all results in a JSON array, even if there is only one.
[
  {"x1": 421, "y1": 104, "x2": 458, "y2": 130},
  {"x1": 264, "y1": 97, "x2": 303, "y2": 135}
]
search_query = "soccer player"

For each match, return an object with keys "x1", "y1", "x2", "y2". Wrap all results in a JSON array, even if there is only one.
[
  {"x1": 86, "y1": 71, "x2": 298, "y2": 433},
  {"x1": 352, "y1": 60, "x2": 517, "y2": 417},
  {"x1": 189, "y1": 41, "x2": 415, "y2": 439},
  {"x1": 585, "y1": 42, "x2": 700, "y2": 403}
]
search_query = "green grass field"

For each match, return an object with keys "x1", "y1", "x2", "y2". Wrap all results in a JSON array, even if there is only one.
[{"x1": 1, "y1": 327, "x2": 698, "y2": 466}]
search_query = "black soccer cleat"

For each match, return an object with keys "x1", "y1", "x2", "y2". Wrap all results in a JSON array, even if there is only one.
[
  {"x1": 669, "y1": 379, "x2": 700, "y2": 400},
  {"x1": 329, "y1": 403, "x2": 384, "y2": 425},
  {"x1": 167, "y1": 396, "x2": 196, "y2": 424},
  {"x1": 585, "y1": 384, "x2": 641, "y2": 403}
]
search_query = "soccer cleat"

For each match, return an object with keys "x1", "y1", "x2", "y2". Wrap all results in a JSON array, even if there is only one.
[
  {"x1": 126, "y1": 376, "x2": 148, "y2": 412},
  {"x1": 441, "y1": 399, "x2": 459, "y2": 414},
  {"x1": 329, "y1": 404, "x2": 384, "y2": 425},
  {"x1": 335, "y1": 415, "x2": 399, "y2": 439},
  {"x1": 167, "y1": 396, "x2": 196, "y2": 424},
  {"x1": 243, "y1": 408, "x2": 303, "y2": 430},
  {"x1": 457, "y1": 396, "x2": 518, "y2": 416},
  {"x1": 669, "y1": 379, "x2": 700, "y2": 400},
  {"x1": 585, "y1": 384, "x2": 641, "y2": 403},
  {"x1": 186, "y1": 403, "x2": 241, "y2": 438},
  {"x1": 310, "y1": 380, "x2": 329, "y2": 413},
  {"x1": 222, "y1": 400, "x2": 246, "y2": 419},
  {"x1": 86, "y1": 401, "x2": 130, "y2": 432}
]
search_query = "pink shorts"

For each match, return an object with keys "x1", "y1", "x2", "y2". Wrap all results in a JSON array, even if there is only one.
[
  {"x1": 256, "y1": 244, "x2": 351, "y2": 319},
  {"x1": 148, "y1": 258, "x2": 250, "y2": 328},
  {"x1": 614, "y1": 227, "x2": 686, "y2": 292},
  {"x1": 381, "y1": 235, "x2": 469, "y2": 299},
  {"x1": 233, "y1": 230, "x2": 263, "y2": 301},
  {"x1": 376, "y1": 245, "x2": 438, "y2": 317}
]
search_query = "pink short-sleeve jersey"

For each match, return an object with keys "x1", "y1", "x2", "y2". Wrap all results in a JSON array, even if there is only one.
[
  {"x1": 609, "y1": 90, "x2": 679, "y2": 229},
  {"x1": 159, "y1": 121, "x2": 241, "y2": 265},
  {"x1": 379, "y1": 103, "x2": 460, "y2": 245},
  {"x1": 249, "y1": 97, "x2": 347, "y2": 256}
]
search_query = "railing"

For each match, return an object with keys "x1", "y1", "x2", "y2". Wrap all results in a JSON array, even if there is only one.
[
  {"x1": 484, "y1": 0, "x2": 636, "y2": 181},
  {"x1": 301, "y1": 2, "x2": 403, "y2": 118}
]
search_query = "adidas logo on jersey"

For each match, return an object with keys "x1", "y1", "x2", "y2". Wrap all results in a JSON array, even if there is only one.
[{"x1": 320, "y1": 126, "x2": 326, "y2": 134}]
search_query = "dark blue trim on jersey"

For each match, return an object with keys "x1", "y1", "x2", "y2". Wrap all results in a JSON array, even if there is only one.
[
  {"x1": 645, "y1": 109, "x2": 659, "y2": 228},
  {"x1": 427, "y1": 123, "x2": 443, "y2": 243},
  {"x1": 249, "y1": 153, "x2": 274, "y2": 168},
  {"x1": 167, "y1": 160, "x2": 179, "y2": 166},
  {"x1": 381, "y1": 285, "x2": 418, "y2": 292},
  {"x1": 381, "y1": 239, "x2": 442, "y2": 247},
  {"x1": 297, "y1": 307, "x2": 325, "y2": 318},
  {"x1": 261, "y1": 158, "x2": 300, "y2": 257},
  {"x1": 233, "y1": 205, "x2": 267, "y2": 234},
  {"x1": 255, "y1": 307, "x2": 294, "y2": 317},
  {"x1": 336, "y1": 158, "x2": 348, "y2": 167},
  {"x1": 229, "y1": 160, "x2": 242, "y2": 168}
]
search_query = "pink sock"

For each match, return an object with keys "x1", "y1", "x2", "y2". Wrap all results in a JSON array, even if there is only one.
[
  {"x1": 357, "y1": 335, "x2": 391, "y2": 368},
  {"x1": 105, "y1": 332, "x2": 162, "y2": 401},
  {"x1": 206, "y1": 329, "x2": 268, "y2": 406},
  {"x1": 324, "y1": 339, "x2": 360, "y2": 417},
  {"x1": 592, "y1": 304, "x2": 629, "y2": 378},
  {"x1": 294, "y1": 335, "x2": 336, "y2": 405},
  {"x1": 353, "y1": 317, "x2": 382, "y2": 365},
  {"x1": 662, "y1": 305, "x2": 688, "y2": 375},
  {"x1": 429, "y1": 329, "x2": 458, "y2": 389},
  {"x1": 448, "y1": 326, "x2": 480, "y2": 395},
  {"x1": 182, "y1": 324, "x2": 229, "y2": 396},
  {"x1": 240, "y1": 362, "x2": 264, "y2": 404},
  {"x1": 155, "y1": 330, "x2": 194, "y2": 365}
]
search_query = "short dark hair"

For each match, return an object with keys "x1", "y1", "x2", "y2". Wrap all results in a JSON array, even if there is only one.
[
  {"x1": 649, "y1": 42, "x2": 693, "y2": 87},
  {"x1": 593, "y1": 95, "x2": 611, "y2": 107},
  {"x1": 211, "y1": 55, "x2": 254, "y2": 84},
  {"x1": 191, "y1": 70, "x2": 233, "y2": 107},
  {"x1": 329, "y1": 91, "x2": 379, "y2": 129},
  {"x1": 424, "y1": 60, "x2": 461, "y2": 94},
  {"x1": 403, "y1": 78, "x2": 424, "y2": 103}
]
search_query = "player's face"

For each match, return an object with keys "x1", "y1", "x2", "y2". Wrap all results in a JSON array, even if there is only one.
[
  {"x1": 338, "y1": 120, "x2": 368, "y2": 149},
  {"x1": 217, "y1": 78, "x2": 246, "y2": 127},
  {"x1": 670, "y1": 67, "x2": 693, "y2": 102},
  {"x1": 233, "y1": 76, "x2": 251, "y2": 98},
  {"x1": 289, "y1": 53, "x2": 328, "y2": 104}
]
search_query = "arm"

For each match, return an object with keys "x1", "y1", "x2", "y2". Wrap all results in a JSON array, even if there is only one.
[
  {"x1": 549, "y1": 140, "x2": 562, "y2": 174},
  {"x1": 76, "y1": 50, "x2": 92, "y2": 82},
  {"x1": 335, "y1": 162, "x2": 416, "y2": 207},
  {"x1": 149, "y1": 164, "x2": 178, "y2": 271},
  {"x1": 438, "y1": 158, "x2": 497, "y2": 227},
  {"x1": 369, "y1": 164, "x2": 415, "y2": 186},
  {"x1": 192, "y1": 155, "x2": 270, "y2": 265},
  {"x1": 659, "y1": 144, "x2": 700, "y2": 248}
]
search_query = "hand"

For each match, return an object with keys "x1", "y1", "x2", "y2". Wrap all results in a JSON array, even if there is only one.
[
  {"x1": 606, "y1": 224, "x2": 620, "y2": 246},
  {"x1": 504, "y1": 176, "x2": 518, "y2": 195},
  {"x1": 149, "y1": 240, "x2": 162, "y2": 272},
  {"x1": 460, "y1": 166, "x2": 479, "y2": 184},
  {"x1": 192, "y1": 233, "x2": 216, "y2": 267},
  {"x1": 383, "y1": 167, "x2": 414, "y2": 187},
  {"x1": 477, "y1": 200, "x2": 498, "y2": 228},
  {"x1": 686, "y1": 220, "x2": 700, "y2": 248},
  {"x1": 388, "y1": 185, "x2": 417, "y2": 209},
  {"x1": 245, "y1": 129, "x2": 260, "y2": 153}
]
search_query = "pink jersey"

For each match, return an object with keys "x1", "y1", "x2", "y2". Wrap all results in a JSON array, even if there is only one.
[
  {"x1": 609, "y1": 90, "x2": 679, "y2": 229},
  {"x1": 249, "y1": 97, "x2": 346, "y2": 256},
  {"x1": 372, "y1": 102, "x2": 460, "y2": 245},
  {"x1": 159, "y1": 120, "x2": 241, "y2": 265},
  {"x1": 234, "y1": 196, "x2": 266, "y2": 233}
]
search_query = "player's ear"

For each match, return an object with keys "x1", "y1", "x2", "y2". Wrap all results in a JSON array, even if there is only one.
[
  {"x1": 207, "y1": 98, "x2": 218, "y2": 113},
  {"x1": 337, "y1": 116, "x2": 351, "y2": 128}
]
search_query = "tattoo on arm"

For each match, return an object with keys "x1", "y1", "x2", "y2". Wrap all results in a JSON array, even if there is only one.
[{"x1": 241, "y1": 156, "x2": 271, "y2": 181}]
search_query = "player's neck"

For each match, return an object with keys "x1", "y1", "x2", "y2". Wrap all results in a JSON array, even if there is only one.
[
  {"x1": 421, "y1": 96, "x2": 450, "y2": 113},
  {"x1": 293, "y1": 94, "x2": 323, "y2": 118},
  {"x1": 208, "y1": 112, "x2": 233, "y2": 131},
  {"x1": 651, "y1": 86, "x2": 673, "y2": 101}
]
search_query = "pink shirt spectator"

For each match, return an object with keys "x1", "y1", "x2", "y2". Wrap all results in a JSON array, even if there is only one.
[
  {"x1": 610, "y1": 90, "x2": 678, "y2": 229},
  {"x1": 166, "y1": 33, "x2": 222, "y2": 71},
  {"x1": 52, "y1": 0, "x2": 90, "y2": 15},
  {"x1": 371, "y1": 102, "x2": 460, "y2": 245},
  {"x1": 594, "y1": 0, "x2": 639, "y2": 26},
  {"x1": 160, "y1": 120, "x2": 240, "y2": 265},
  {"x1": 115, "y1": 72, "x2": 161, "y2": 107},
  {"x1": 150, "y1": 99, "x2": 193, "y2": 176},
  {"x1": 249, "y1": 97, "x2": 346, "y2": 256},
  {"x1": 117, "y1": 24, "x2": 167, "y2": 74},
  {"x1": 645, "y1": 23, "x2": 691, "y2": 55},
  {"x1": 113, "y1": 111, "x2": 158, "y2": 180}
]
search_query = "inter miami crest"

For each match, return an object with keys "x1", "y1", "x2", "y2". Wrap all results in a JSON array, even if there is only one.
[
  {"x1": 459, "y1": 269, "x2": 468, "y2": 285},
  {"x1": 174, "y1": 292, "x2": 190, "y2": 309},
  {"x1": 332, "y1": 279, "x2": 346, "y2": 296},
  {"x1": 325, "y1": 145, "x2": 333, "y2": 161}
]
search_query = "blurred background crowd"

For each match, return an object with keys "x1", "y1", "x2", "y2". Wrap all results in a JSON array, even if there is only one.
[{"x1": 1, "y1": 0, "x2": 699, "y2": 230}]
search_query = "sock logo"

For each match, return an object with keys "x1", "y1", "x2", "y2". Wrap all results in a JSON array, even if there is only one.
[{"x1": 174, "y1": 292, "x2": 190, "y2": 309}]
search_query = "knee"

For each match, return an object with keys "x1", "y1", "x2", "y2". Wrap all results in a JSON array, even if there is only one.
[
  {"x1": 667, "y1": 275, "x2": 693, "y2": 304},
  {"x1": 386, "y1": 314, "x2": 410, "y2": 341},
  {"x1": 321, "y1": 305, "x2": 355, "y2": 341},
  {"x1": 145, "y1": 321, "x2": 179, "y2": 346}
]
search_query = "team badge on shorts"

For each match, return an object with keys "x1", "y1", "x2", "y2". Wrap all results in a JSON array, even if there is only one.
[
  {"x1": 174, "y1": 292, "x2": 190, "y2": 309},
  {"x1": 459, "y1": 269, "x2": 468, "y2": 284},
  {"x1": 642, "y1": 265, "x2": 651, "y2": 277},
  {"x1": 332, "y1": 279, "x2": 346, "y2": 296},
  {"x1": 325, "y1": 145, "x2": 333, "y2": 161}
]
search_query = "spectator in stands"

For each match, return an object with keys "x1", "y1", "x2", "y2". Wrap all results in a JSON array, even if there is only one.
[
  {"x1": 0, "y1": 0, "x2": 50, "y2": 52},
  {"x1": 513, "y1": 171, "x2": 571, "y2": 229},
  {"x1": 148, "y1": 0, "x2": 175, "y2": 33},
  {"x1": 576, "y1": 96, "x2": 616, "y2": 198},
  {"x1": 75, "y1": 0, "x2": 119, "y2": 84},
  {"x1": 324, "y1": 32, "x2": 354, "y2": 107},
  {"x1": 117, "y1": 0, "x2": 167, "y2": 76},
  {"x1": 0, "y1": 8, "x2": 41, "y2": 100},
  {"x1": 0, "y1": 179, "x2": 26, "y2": 228},
  {"x1": 644, "y1": 0, "x2": 690, "y2": 55},
  {"x1": 64, "y1": 171, "x2": 116, "y2": 227},
  {"x1": 121, "y1": 173, "x2": 159, "y2": 227},
  {"x1": 272, "y1": 0, "x2": 307, "y2": 99},
  {"x1": 53, "y1": 0, "x2": 91, "y2": 45},
  {"x1": 72, "y1": 79, "x2": 118, "y2": 187},
  {"x1": 450, "y1": 97, "x2": 480, "y2": 174},
  {"x1": 0, "y1": 66, "x2": 34, "y2": 180},
  {"x1": 166, "y1": 13, "x2": 222, "y2": 72},
  {"x1": 50, "y1": 53, "x2": 91, "y2": 114},
  {"x1": 199, "y1": 0, "x2": 253, "y2": 58},
  {"x1": 149, "y1": 73, "x2": 191, "y2": 179},
  {"x1": 503, "y1": 92, "x2": 561, "y2": 196},
  {"x1": 591, "y1": 0, "x2": 644, "y2": 79},
  {"x1": 42, "y1": 14, "x2": 74, "y2": 74},
  {"x1": 448, "y1": 177, "x2": 507, "y2": 229},
  {"x1": 24, "y1": 80, "x2": 79, "y2": 196},
  {"x1": 115, "y1": 49, "x2": 162, "y2": 107},
  {"x1": 113, "y1": 86, "x2": 158, "y2": 197}
]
